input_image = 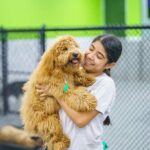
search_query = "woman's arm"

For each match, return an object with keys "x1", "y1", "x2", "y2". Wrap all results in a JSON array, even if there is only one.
[
  {"x1": 36, "y1": 84, "x2": 100, "y2": 128},
  {"x1": 58, "y1": 99, "x2": 99, "y2": 128}
]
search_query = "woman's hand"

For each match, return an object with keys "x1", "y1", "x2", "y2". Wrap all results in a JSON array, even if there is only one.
[
  {"x1": 35, "y1": 84, "x2": 49, "y2": 100},
  {"x1": 36, "y1": 85, "x2": 99, "y2": 128}
]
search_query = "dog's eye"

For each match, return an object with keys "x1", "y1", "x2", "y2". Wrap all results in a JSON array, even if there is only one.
[{"x1": 63, "y1": 47, "x2": 68, "y2": 51}]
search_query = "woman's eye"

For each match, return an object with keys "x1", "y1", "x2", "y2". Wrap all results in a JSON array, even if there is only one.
[{"x1": 97, "y1": 55, "x2": 103, "y2": 59}]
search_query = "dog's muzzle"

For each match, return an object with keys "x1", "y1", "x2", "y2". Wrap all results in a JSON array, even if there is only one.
[{"x1": 71, "y1": 52, "x2": 80, "y2": 64}]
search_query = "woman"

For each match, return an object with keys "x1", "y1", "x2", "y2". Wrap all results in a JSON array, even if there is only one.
[{"x1": 36, "y1": 34, "x2": 122, "y2": 150}]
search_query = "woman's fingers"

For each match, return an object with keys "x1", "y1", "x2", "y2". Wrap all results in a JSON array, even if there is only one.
[
  {"x1": 36, "y1": 88, "x2": 43, "y2": 93},
  {"x1": 36, "y1": 85, "x2": 45, "y2": 92},
  {"x1": 36, "y1": 85, "x2": 48, "y2": 91},
  {"x1": 35, "y1": 84, "x2": 49, "y2": 100},
  {"x1": 35, "y1": 85, "x2": 43, "y2": 90}
]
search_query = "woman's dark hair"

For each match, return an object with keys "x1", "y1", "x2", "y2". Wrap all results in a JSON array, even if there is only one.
[
  {"x1": 103, "y1": 116, "x2": 111, "y2": 126},
  {"x1": 92, "y1": 34, "x2": 122, "y2": 126},
  {"x1": 92, "y1": 34, "x2": 122, "y2": 77}
]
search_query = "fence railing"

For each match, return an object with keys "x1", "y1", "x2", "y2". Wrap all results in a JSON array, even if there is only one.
[{"x1": 0, "y1": 25, "x2": 150, "y2": 150}]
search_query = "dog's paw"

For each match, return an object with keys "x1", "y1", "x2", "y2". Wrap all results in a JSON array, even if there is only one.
[
  {"x1": 51, "y1": 135, "x2": 70, "y2": 150},
  {"x1": 83, "y1": 75, "x2": 96, "y2": 87},
  {"x1": 61, "y1": 135, "x2": 70, "y2": 148}
]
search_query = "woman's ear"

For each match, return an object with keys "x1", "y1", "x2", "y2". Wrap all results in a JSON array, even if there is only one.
[{"x1": 105, "y1": 62, "x2": 116, "y2": 70}]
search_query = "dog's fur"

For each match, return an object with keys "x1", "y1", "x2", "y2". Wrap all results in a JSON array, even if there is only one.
[
  {"x1": 20, "y1": 35, "x2": 96, "y2": 150},
  {"x1": 0, "y1": 125, "x2": 43, "y2": 148}
]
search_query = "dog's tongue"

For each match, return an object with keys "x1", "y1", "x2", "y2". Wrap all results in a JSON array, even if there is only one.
[{"x1": 72, "y1": 59, "x2": 79, "y2": 64}]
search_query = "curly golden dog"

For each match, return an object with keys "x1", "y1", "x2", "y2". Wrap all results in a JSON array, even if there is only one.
[
  {"x1": 20, "y1": 35, "x2": 96, "y2": 150},
  {"x1": 0, "y1": 125, "x2": 43, "y2": 148}
]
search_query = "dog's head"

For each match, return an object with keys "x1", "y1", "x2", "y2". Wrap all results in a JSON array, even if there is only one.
[
  {"x1": 39, "y1": 35, "x2": 83, "y2": 75},
  {"x1": 42, "y1": 36, "x2": 83, "y2": 73},
  {"x1": 53, "y1": 36, "x2": 83, "y2": 70}
]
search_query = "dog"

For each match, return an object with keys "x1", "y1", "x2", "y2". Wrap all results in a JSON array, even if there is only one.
[
  {"x1": 20, "y1": 35, "x2": 96, "y2": 150},
  {"x1": 0, "y1": 125, "x2": 43, "y2": 148},
  {"x1": 3, "y1": 81, "x2": 26, "y2": 99}
]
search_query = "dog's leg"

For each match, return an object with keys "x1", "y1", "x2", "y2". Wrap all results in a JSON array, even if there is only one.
[
  {"x1": 63, "y1": 87, "x2": 96, "y2": 112},
  {"x1": 22, "y1": 101, "x2": 70, "y2": 150},
  {"x1": 38, "y1": 114, "x2": 70, "y2": 150},
  {"x1": 46, "y1": 134, "x2": 70, "y2": 150},
  {"x1": 74, "y1": 70, "x2": 96, "y2": 87},
  {"x1": 0, "y1": 126, "x2": 43, "y2": 148}
]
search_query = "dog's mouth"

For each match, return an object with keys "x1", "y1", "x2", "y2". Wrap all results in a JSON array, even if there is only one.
[{"x1": 70, "y1": 58, "x2": 80, "y2": 65}]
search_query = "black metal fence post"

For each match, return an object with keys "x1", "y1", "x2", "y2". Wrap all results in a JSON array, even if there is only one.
[
  {"x1": 39, "y1": 25, "x2": 46, "y2": 54},
  {"x1": 1, "y1": 28, "x2": 8, "y2": 114}
]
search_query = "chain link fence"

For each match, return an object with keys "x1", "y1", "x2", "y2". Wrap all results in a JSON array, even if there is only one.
[{"x1": 0, "y1": 26, "x2": 150, "y2": 150}]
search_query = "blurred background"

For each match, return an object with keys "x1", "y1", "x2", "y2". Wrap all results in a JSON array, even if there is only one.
[{"x1": 0, "y1": 0, "x2": 150, "y2": 150}]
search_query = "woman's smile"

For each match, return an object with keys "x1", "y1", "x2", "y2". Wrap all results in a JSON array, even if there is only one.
[{"x1": 84, "y1": 59, "x2": 94, "y2": 66}]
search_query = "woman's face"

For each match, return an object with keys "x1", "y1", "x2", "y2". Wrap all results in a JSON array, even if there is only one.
[{"x1": 83, "y1": 40, "x2": 111, "y2": 76}]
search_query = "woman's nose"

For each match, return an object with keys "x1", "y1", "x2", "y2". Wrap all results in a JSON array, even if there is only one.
[{"x1": 87, "y1": 52, "x2": 94, "y2": 60}]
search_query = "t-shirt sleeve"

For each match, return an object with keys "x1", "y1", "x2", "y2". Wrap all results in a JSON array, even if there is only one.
[{"x1": 91, "y1": 79, "x2": 116, "y2": 114}]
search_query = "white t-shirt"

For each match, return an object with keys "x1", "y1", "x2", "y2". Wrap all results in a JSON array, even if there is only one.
[{"x1": 59, "y1": 73, "x2": 116, "y2": 150}]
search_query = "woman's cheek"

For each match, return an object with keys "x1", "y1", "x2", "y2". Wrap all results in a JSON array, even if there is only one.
[{"x1": 85, "y1": 49, "x2": 91, "y2": 55}]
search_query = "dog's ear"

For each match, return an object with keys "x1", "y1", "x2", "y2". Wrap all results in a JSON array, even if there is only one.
[{"x1": 39, "y1": 48, "x2": 55, "y2": 72}]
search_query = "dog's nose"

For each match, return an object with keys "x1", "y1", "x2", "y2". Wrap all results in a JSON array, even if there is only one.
[{"x1": 73, "y1": 53, "x2": 78, "y2": 58}]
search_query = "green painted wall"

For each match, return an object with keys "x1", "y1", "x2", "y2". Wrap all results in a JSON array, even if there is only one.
[
  {"x1": 105, "y1": 0, "x2": 125, "y2": 25},
  {"x1": 0, "y1": 0, "x2": 142, "y2": 38},
  {"x1": 104, "y1": 0, "x2": 141, "y2": 26},
  {"x1": 126, "y1": 0, "x2": 141, "y2": 25},
  {"x1": 105, "y1": 0, "x2": 125, "y2": 36},
  {"x1": 125, "y1": 0, "x2": 142, "y2": 36},
  {"x1": 0, "y1": 0, "x2": 104, "y2": 28}
]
